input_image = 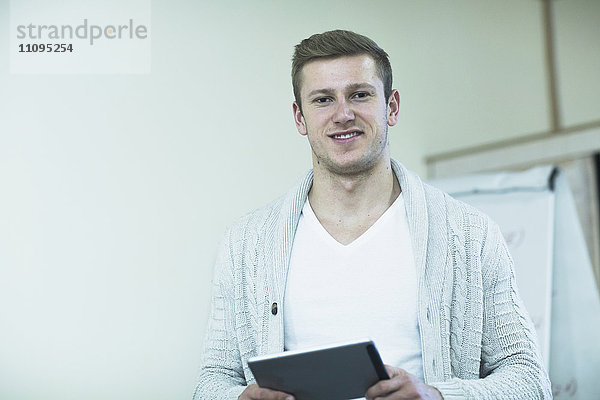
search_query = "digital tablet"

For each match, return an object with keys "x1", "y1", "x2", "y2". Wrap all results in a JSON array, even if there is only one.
[{"x1": 247, "y1": 338, "x2": 389, "y2": 400}]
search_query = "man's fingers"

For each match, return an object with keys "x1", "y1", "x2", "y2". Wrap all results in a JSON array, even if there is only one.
[
  {"x1": 254, "y1": 387, "x2": 293, "y2": 400},
  {"x1": 384, "y1": 364, "x2": 395, "y2": 376},
  {"x1": 239, "y1": 384, "x2": 294, "y2": 400},
  {"x1": 365, "y1": 370, "x2": 408, "y2": 399},
  {"x1": 385, "y1": 364, "x2": 407, "y2": 378},
  {"x1": 366, "y1": 366, "x2": 423, "y2": 400}
]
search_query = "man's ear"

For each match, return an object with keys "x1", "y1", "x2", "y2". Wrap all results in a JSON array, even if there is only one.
[
  {"x1": 293, "y1": 101, "x2": 308, "y2": 136},
  {"x1": 387, "y1": 89, "x2": 400, "y2": 127}
]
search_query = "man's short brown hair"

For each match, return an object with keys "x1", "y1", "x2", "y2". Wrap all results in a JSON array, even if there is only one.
[{"x1": 292, "y1": 30, "x2": 393, "y2": 112}]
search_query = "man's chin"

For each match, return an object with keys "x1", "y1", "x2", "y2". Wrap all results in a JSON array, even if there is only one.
[{"x1": 316, "y1": 156, "x2": 383, "y2": 177}]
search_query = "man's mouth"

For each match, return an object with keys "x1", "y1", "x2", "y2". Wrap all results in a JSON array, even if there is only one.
[{"x1": 330, "y1": 131, "x2": 362, "y2": 139}]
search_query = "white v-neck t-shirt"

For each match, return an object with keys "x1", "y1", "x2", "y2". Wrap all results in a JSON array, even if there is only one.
[{"x1": 283, "y1": 193, "x2": 424, "y2": 380}]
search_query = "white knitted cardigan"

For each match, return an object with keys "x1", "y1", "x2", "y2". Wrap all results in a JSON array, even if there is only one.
[{"x1": 194, "y1": 160, "x2": 552, "y2": 400}]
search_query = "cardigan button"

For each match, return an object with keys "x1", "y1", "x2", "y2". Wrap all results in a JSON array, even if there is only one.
[{"x1": 271, "y1": 302, "x2": 278, "y2": 315}]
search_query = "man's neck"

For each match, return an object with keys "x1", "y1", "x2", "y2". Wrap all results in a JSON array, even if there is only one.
[{"x1": 308, "y1": 158, "x2": 401, "y2": 245}]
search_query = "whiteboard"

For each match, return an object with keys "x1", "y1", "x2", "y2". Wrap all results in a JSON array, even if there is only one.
[{"x1": 549, "y1": 172, "x2": 600, "y2": 399}]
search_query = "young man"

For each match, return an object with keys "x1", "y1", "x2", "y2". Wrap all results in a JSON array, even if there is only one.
[{"x1": 194, "y1": 30, "x2": 552, "y2": 400}]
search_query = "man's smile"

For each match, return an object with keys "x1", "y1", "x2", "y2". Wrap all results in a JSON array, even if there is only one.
[{"x1": 329, "y1": 129, "x2": 363, "y2": 140}]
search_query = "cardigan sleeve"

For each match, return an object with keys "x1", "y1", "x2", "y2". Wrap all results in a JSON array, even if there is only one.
[
  {"x1": 193, "y1": 229, "x2": 247, "y2": 400},
  {"x1": 431, "y1": 221, "x2": 552, "y2": 400}
]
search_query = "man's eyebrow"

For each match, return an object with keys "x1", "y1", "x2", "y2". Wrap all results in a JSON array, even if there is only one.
[
  {"x1": 306, "y1": 83, "x2": 377, "y2": 98},
  {"x1": 307, "y1": 88, "x2": 335, "y2": 98},
  {"x1": 346, "y1": 83, "x2": 377, "y2": 92}
]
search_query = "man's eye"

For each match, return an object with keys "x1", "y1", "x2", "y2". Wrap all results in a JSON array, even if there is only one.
[
  {"x1": 353, "y1": 92, "x2": 369, "y2": 99},
  {"x1": 315, "y1": 97, "x2": 331, "y2": 104}
]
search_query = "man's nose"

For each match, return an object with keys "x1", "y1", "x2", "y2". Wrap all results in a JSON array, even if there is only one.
[{"x1": 332, "y1": 99, "x2": 355, "y2": 124}]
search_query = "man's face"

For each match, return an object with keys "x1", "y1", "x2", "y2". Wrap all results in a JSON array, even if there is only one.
[{"x1": 293, "y1": 55, "x2": 399, "y2": 176}]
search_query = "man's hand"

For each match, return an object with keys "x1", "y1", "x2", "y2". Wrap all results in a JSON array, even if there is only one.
[
  {"x1": 238, "y1": 384, "x2": 294, "y2": 400},
  {"x1": 365, "y1": 365, "x2": 443, "y2": 400}
]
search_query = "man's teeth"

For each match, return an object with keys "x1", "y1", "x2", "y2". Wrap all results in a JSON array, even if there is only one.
[{"x1": 333, "y1": 132, "x2": 360, "y2": 139}]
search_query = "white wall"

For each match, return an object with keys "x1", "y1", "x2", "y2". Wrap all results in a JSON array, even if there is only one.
[
  {"x1": 1, "y1": 1, "x2": 595, "y2": 399},
  {"x1": 553, "y1": 0, "x2": 600, "y2": 127}
]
